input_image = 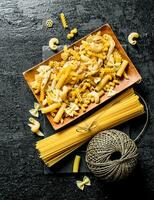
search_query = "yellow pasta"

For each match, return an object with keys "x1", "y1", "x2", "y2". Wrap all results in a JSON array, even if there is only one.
[
  {"x1": 41, "y1": 103, "x2": 61, "y2": 114},
  {"x1": 83, "y1": 98, "x2": 91, "y2": 104},
  {"x1": 61, "y1": 86, "x2": 69, "y2": 101},
  {"x1": 75, "y1": 98, "x2": 79, "y2": 104},
  {"x1": 61, "y1": 52, "x2": 69, "y2": 61},
  {"x1": 48, "y1": 60, "x2": 54, "y2": 67},
  {"x1": 103, "y1": 68, "x2": 115, "y2": 73},
  {"x1": 87, "y1": 51, "x2": 105, "y2": 59},
  {"x1": 67, "y1": 33, "x2": 74, "y2": 40},
  {"x1": 36, "y1": 89, "x2": 144, "y2": 167},
  {"x1": 56, "y1": 66, "x2": 72, "y2": 89},
  {"x1": 113, "y1": 51, "x2": 122, "y2": 63},
  {"x1": 67, "y1": 28, "x2": 78, "y2": 40},
  {"x1": 105, "y1": 84, "x2": 110, "y2": 89},
  {"x1": 71, "y1": 28, "x2": 78, "y2": 34},
  {"x1": 123, "y1": 71, "x2": 129, "y2": 79},
  {"x1": 75, "y1": 89, "x2": 82, "y2": 103},
  {"x1": 116, "y1": 60, "x2": 128, "y2": 77},
  {"x1": 53, "y1": 103, "x2": 66, "y2": 123},
  {"x1": 60, "y1": 13, "x2": 68, "y2": 29},
  {"x1": 46, "y1": 19, "x2": 53, "y2": 28},
  {"x1": 95, "y1": 75, "x2": 112, "y2": 91},
  {"x1": 109, "y1": 81, "x2": 115, "y2": 87},
  {"x1": 56, "y1": 74, "x2": 67, "y2": 89},
  {"x1": 73, "y1": 155, "x2": 81, "y2": 173},
  {"x1": 40, "y1": 88, "x2": 45, "y2": 102},
  {"x1": 113, "y1": 79, "x2": 120, "y2": 84},
  {"x1": 31, "y1": 76, "x2": 42, "y2": 94},
  {"x1": 69, "y1": 49, "x2": 80, "y2": 60},
  {"x1": 98, "y1": 90, "x2": 105, "y2": 97},
  {"x1": 46, "y1": 95, "x2": 53, "y2": 105},
  {"x1": 31, "y1": 32, "x2": 131, "y2": 123}
]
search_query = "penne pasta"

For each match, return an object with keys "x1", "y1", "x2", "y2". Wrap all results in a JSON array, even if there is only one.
[
  {"x1": 56, "y1": 66, "x2": 72, "y2": 89},
  {"x1": 53, "y1": 103, "x2": 66, "y2": 123},
  {"x1": 73, "y1": 155, "x2": 81, "y2": 173},
  {"x1": 95, "y1": 75, "x2": 112, "y2": 91},
  {"x1": 41, "y1": 103, "x2": 61, "y2": 114},
  {"x1": 116, "y1": 60, "x2": 128, "y2": 77}
]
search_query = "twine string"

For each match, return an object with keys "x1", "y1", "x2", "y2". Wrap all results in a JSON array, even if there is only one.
[{"x1": 86, "y1": 129, "x2": 138, "y2": 181}]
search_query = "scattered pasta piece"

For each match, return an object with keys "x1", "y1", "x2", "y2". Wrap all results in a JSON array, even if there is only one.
[
  {"x1": 29, "y1": 102, "x2": 40, "y2": 117},
  {"x1": 67, "y1": 28, "x2": 78, "y2": 40},
  {"x1": 60, "y1": 13, "x2": 68, "y2": 29},
  {"x1": 73, "y1": 155, "x2": 81, "y2": 173},
  {"x1": 46, "y1": 19, "x2": 53, "y2": 28},
  {"x1": 76, "y1": 176, "x2": 91, "y2": 190},
  {"x1": 28, "y1": 117, "x2": 44, "y2": 137},
  {"x1": 49, "y1": 38, "x2": 59, "y2": 51},
  {"x1": 128, "y1": 32, "x2": 139, "y2": 45}
]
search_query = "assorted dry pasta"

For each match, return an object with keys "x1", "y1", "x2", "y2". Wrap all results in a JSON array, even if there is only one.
[
  {"x1": 36, "y1": 88, "x2": 144, "y2": 167},
  {"x1": 31, "y1": 31, "x2": 130, "y2": 124}
]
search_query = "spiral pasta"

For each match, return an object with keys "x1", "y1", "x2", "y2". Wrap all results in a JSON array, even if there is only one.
[
  {"x1": 60, "y1": 13, "x2": 68, "y2": 29},
  {"x1": 67, "y1": 28, "x2": 78, "y2": 40}
]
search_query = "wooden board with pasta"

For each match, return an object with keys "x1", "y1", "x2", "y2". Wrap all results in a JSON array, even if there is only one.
[{"x1": 23, "y1": 24, "x2": 142, "y2": 130}]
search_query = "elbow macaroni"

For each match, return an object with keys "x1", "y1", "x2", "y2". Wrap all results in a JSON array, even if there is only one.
[
  {"x1": 128, "y1": 32, "x2": 139, "y2": 45},
  {"x1": 49, "y1": 38, "x2": 59, "y2": 51}
]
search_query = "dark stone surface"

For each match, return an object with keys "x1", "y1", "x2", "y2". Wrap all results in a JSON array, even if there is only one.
[{"x1": 0, "y1": 0, "x2": 154, "y2": 199}]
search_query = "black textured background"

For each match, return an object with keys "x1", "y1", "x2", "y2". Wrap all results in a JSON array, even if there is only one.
[{"x1": 0, "y1": 0, "x2": 154, "y2": 199}]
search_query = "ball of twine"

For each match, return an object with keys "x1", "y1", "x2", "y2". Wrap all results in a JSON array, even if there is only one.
[{"x1": 86, "y1": 129, "x2": 138, "y2": 181}]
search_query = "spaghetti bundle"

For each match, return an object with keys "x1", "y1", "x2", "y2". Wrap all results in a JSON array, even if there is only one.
[{"x1": 36, "y1": 88, "x2": 144, "y2": 167}]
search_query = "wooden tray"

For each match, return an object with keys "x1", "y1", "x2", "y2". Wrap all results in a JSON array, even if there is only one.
[{"x1": 23, "y1": 23, "x2": 142, "y2": 130}]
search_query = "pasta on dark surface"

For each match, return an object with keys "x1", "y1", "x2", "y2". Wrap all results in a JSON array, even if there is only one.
[{"x1": 0, "y1": 0, "x2": 153, "y2": 199}]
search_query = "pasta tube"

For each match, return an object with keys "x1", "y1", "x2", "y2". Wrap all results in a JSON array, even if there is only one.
[
  {"x1": 73, "y1": 155, "x2": 81, "y2": 173},
  {"x1": 53, "y1": 103, "x2": 66, "y2": 123},
  {"x1": 95, "y1": 75, "x2": 112, "y2": 92},
  {"x1": 116, "y1": 60, "x2": 128, "y2": 77},
  {"x1": 56, "y1": 66, "x2": 72, "y2": 89},
  {"x1": 41, "y1": 103, "x2": 61, "y2": 114},
  {"x1": 40, "y1": 89, "x2": 45, "y2": 102}
]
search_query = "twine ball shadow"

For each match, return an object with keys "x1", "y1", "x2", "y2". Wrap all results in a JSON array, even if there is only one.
[{"x1": 86, "y1": 129, "x2": 138, "y2": 182}]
